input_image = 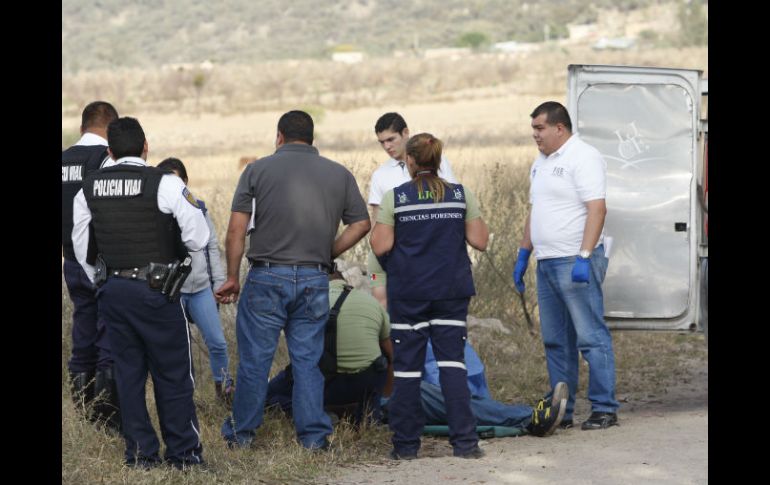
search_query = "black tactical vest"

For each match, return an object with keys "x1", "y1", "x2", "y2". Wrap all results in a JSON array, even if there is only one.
[
  {"x1": 61, "y1": 144, "x2": 109, "y2": 260},
  {"x1": 82, "y1": 165, "x2": 186, "y2": 268}
]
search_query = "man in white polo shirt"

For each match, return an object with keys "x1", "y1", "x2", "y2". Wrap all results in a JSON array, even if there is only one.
[
  {"x1": 512, "y1": 101, "x2": 619, "y2": 431},
  {"x1": 367, "y1": 112, "x2": 457, "y2": 308}
]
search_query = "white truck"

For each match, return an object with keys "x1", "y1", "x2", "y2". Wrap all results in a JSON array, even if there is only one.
[{"x1": 566, "y1": 65, "x2": 708, "y2": 338}]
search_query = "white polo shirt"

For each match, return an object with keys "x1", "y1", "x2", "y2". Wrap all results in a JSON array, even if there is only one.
[
  {"x1": 368, "y1": 155, "x2": 457, "y2": 205},
  {"x1": 529, "y1": 134, "x2": 606, "y2": 260}
]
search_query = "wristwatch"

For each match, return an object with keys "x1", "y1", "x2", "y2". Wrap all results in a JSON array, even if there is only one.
[{"x1": 579, "y1": 249, "x2": 591, "y2": 259}]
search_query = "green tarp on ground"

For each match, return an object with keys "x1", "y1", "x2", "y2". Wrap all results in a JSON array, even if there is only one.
[{"x1": 422, "y1": 425, "x2": 526, "y2": 438}]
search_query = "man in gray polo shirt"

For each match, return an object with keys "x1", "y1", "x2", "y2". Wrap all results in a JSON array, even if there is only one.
[{"x1": 218, "y1": 110, "x2": 370, "y2": 450}]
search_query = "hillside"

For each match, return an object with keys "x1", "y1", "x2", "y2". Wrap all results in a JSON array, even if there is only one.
[{"x1": 61, "y1": 0, "x2": 705, "y2": 71}]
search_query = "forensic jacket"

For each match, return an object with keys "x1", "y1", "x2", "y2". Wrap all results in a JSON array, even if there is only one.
[{"x1": 386, "y1": 179, "x2": 475, "y2": 301}]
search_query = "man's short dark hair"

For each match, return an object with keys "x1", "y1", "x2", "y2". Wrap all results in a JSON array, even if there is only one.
[
  {"x1": 530, "y1": 101, "x2": 572, "y2": 132},
  {"x1": 277, "y1": 110, "x2": 314, "y2": 145},
  {"x1": 107, "y1": 117, "x2": 146, "y2": 160},
  {"x1": 375, "y1": 112, "x2": 408, "y2": 135},
  {"x1": 81, "y1": 101, "x2": 119, "y2": 132}
]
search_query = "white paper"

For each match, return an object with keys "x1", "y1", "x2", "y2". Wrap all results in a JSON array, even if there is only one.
[
  {"x1": 603, "y1": 235, "x2": 614, "y2": 259},
  {"x1": 247, "y1": 198, "x2": 256, "y2": 234}
]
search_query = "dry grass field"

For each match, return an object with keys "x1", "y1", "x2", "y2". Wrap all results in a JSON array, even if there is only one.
[{"x1": 62, "y1": 46, "x2": 707, "y2": 483}]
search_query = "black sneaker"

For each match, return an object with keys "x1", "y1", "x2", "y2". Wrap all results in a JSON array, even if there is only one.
[
  {"x1": 581, "y1": 412, "x2": 618, "y2": 430},
  {"x1": 125, "y1": 456, "x2": 162, "y2": 470},
  {"x1": 389, "y1": 449, "x2": 417, "y2": 460},
  {"x1": 166, "y1": 459, "x2": 206, "y2": 471},
  {"x1": 454, "y1": 446, "x2": 485, "y2": 459},
  {"x1": 559, "y1": 419, "x2": 574, "y2": 429},
  {"x1": 527, "y1": 381, "x2": 568, "y2": 437}
]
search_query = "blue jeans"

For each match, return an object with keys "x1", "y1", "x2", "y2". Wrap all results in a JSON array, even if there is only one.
[
  {"x1": 181, "y1": 288, "x2": 230, "y2": 382},
  {"x1": 221, "y1": 266, "x2": 332, "y2": 449},
  {"x1": 419, "y1": 381, "x2": 533, "y2": 429},
  {"x1": 424, "y1": 340, "x2": 491, "y2": 399},
  {"x1": 536, "y1": 245, "x2": 619, "y2": 418}
]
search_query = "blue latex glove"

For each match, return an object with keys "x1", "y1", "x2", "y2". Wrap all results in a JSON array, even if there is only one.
[
  {"x1": 571, "y1": 256, "x2": 591, "y2": 283},
  {"x1": 512, "y1": 248, "x2": 532, "y2": 293}
]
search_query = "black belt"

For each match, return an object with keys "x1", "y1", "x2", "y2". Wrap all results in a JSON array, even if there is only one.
[
  {"x1": 108, "y1": 266, "x2": 150, "y2": 280},
  {"x1": 249, "y1": 259, "x2": 329, "y2": 273},
  {"x1": 339, "y1": 355, "x2": 389, "y2": 376}
]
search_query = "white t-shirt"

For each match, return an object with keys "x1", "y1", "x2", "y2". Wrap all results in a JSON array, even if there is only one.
[
  {"x1": 368, "y1": 155, "x2": 457, "y2": 205},
  {"x1": 529, "y1": 134, "x2": 606, "y2": 260}
]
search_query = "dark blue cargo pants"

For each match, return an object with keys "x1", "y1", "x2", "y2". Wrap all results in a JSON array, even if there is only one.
[
  {"x1": 388, "y1": 298, "x2": 477, "y2": 456},
  {"x1": 99, "y1": 276, "x2": 203, "y2": 466},
  {"x1": 63, "y1": 258, "x2": 112, "y2": 372}
]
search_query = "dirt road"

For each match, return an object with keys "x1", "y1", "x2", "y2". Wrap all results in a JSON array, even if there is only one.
[{"x1": 329, "y1": 363, "x2": 707, "y2": 485}]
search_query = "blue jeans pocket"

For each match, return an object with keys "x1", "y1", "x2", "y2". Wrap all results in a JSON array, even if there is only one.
[
  {"x1": 246, "y1": 281, "x2": 282, "y2": 316},
  {"x1": 592, "y1": 255, "x2": 609, "y2": 283},
  {"x1": 303, "y1": 285, "x2": 329, "y2": 321}
]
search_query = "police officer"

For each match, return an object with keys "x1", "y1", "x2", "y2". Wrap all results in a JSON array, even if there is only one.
[
  {"x1": 370, "y1": 133, "x2": 489, "y2": 460},
  {"x1": 62, "y1": 101, "x2": 121, "y2": 431},
  {"x1": 72, "y1": 117, "x2": 209, "y2": 469}
]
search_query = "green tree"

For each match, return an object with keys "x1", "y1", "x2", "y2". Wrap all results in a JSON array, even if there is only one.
[{"x1": 456, "y1": 31, "x2": 489, "y2": 50}]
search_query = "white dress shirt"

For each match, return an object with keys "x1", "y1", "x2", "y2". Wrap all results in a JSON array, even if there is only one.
[{"x1": 368, "y1": 155, "x2": 457, "y2": 206}]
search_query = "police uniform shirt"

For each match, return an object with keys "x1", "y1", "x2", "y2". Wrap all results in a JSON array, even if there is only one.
[
  {"x1": 72, "y1": 156, "x2": 209, "y2": 282},
  {"x1": 62, "y1": 133, "x2": 113, "y2": 257},
  {"x1": 75, "y1": 133, "x2": 108, "y2": 151},
  {"x1": 64, "y1": 132, "x2": 115, "y2": 173}
]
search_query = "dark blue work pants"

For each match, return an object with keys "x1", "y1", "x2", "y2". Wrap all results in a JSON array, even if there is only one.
[
  {"x1": 99, "y1": 277, "x2": 203, "y2": 466},
  {"x1": 267, "y1": 363, "x2": 387, "y2": 425},
  {"x1": 388, "y1": 298, "x2": 477, "y2": 456},
  {"x1": 63, "y1": 258, "x2": 112, "y2": 373}
]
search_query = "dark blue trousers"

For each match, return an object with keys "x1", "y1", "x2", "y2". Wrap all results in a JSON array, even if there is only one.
[
  {"x1": 63, "y1": 259, "x2": 112, "y2": 372},
  {"x1": 267, "y1": 364, "x2": 387, "y2": 425},
  {"x1": 388, "y1": 298, "x2": 477, "y2": 455},
  {"x1": 99, "y1": 277, "x2": 203, "y2": 466}
]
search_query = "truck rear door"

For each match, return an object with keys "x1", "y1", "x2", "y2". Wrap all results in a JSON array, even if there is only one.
[{"x1": 566, "y1": 65, "x2": 704, "y2": 330}]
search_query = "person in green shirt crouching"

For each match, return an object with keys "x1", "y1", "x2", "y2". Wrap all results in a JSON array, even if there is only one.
[{"x1": 265, "y1": 268, "x2": 393, "y2": 425}]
